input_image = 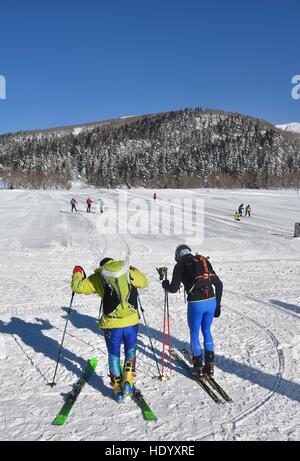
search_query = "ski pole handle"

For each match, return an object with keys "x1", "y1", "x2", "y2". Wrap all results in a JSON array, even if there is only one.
[
  {"x1": 163, "y1": 267, "x2": 168, "y2": 281},
  {"x1": 156, "y1": 266, "x2": 168, "y2": 282}
]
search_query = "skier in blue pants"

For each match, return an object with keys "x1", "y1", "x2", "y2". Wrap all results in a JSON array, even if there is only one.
[
  {"x1": 71, "y1": 257, "x2": 148, "y2": 402},
  {"x1": 238, "y1": 204, "x2": 244, "y2": 216},
  {"x1": 161, "y1": 245, "x2": 223, "y2": 377}
]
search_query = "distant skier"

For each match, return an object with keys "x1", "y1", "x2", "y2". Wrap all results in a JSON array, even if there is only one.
[
  {"x1": 245, "y1": 205, "x2": 252, "y2": 217},
  {"x1": 153, "y1": 193, "x2": 158, "y2": 201},
  {"x1": 238, "y1": 204, "x2": 244, "y2": 216},
  {"x1": 159, "y1": 245, "x2": 223, "y2": 378},
  {"x1": 98, "y1": 198, "x2": 105, "y2": 214},
  {"x1": 86, "y1": 198, "x2": 93, "y2": 213},
  {"x1": 70, "y1": 198, "x2": 78, "y2": 213},
  {"x1": 71, "y1": 258, "x2": 149, "y2": 402},
  {"x1": 234, "y1": 211, "x2": 241, "y2": 221}
]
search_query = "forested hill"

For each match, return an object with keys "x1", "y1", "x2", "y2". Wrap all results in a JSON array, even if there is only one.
[{"x1": 1, "y1": 108, "x2": 300, "y2": 189}]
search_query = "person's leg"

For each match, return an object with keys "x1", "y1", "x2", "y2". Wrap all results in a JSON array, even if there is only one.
[
  {"x1": 201, "y1": 299, "x2": 216, "y2": 352},
  {"x1": 187, "y1": 302, "x2": 204, "y2": 358},
  {"x1": 123, "y1": 324, "x2": 139, "y2": 370},
  {"x1": 104, "y1": 328, "x2": 123, "y2": 379},
  {"x1": 123, "y1": 325, "x2": 139, "y2": 394},
  {"x1": 201, "y1": 298, "x2": 217, "y2": 375},
  {"x1": 104, "y1": 328, "x2": 125, "y2": 401},
  {"x1": 188, "y1": 302, "x2": 205, "y2": 376}
]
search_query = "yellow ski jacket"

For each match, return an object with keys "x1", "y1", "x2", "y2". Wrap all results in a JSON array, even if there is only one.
[{"x1": 71, "y1": 266, "x2": 149, "y2": 330}]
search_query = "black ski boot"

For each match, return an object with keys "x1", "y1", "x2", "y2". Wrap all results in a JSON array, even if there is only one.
[
  {"x1": 204, "y1": 350, "x2": 215, "y2": 377},
  {"x1": 192, "y1": 355, "x2": 204, "y2": 379}
]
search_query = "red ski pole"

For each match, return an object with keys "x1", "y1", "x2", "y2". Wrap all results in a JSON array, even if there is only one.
[
  {"x1": 166, "y1": 291, "x2": 172, "y2": 378},
  {"x1": 161, "y1": 291, "x2": 167, "y2": 379}
]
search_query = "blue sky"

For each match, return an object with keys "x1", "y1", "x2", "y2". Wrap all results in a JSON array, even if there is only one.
[{"x1": 0, "y1": 0, "x2": 299, "y2": 134}]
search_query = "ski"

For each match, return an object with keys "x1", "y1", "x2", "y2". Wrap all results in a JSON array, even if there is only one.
[
  {"x1": 119, "y1": 361, "x2": 157, "y2": 421},
  {"x1": 181, "y1": 349, "x2": 233, "y2": 403},
  {"x1": 132, "y1": 385, "x2": 158, "y2": 421},
  {"x1": 170, "y1": 350, "x2": 223, "y2": 405},
  {"x1": 52, "y1": 357, "x2": 98, "y2": 426}
]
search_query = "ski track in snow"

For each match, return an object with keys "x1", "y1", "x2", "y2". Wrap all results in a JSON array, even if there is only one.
[{"x1": 0, "y1": 188, "x2": 299, "y2": 441}]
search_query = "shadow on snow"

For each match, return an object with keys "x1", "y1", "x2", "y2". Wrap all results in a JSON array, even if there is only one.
[
  {"x1": 270, "y1": 299, "x2": 300, "y2": 315},
  {"x1": 1, "y1": 304, "x2": 299, "y2": 405}
]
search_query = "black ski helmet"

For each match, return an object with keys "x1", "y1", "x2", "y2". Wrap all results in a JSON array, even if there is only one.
[
  {"x1": 100, "y1": 257, "x2": 113, "y2": 267},
  {"x1": 175, "y1": 244, "x2": 192, "y2": 263}
]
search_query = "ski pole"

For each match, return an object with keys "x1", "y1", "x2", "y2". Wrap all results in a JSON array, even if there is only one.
[
  {"x1": 166, "y1": 289, "x2": 172, "y2": 378},
  {"x1": 161, "y1": 267, "x2": 172, "y2": 379},
  {"x1": 163, "y1": 269, "x2": 172, "y2": 378},
  {"x1": 98, "y1": 301, "x2": 103, "y2": 323},
  {"x1": 156, "y1": 266, "x2": 171, "y2": 380},
  {"x1": 137, "y1": 293, "x2": 162, "y2": 380},
  {"x1": 49, "y1": 292, "x2": 75, "y2": 387},
  {"x1": 162, "y1": 291, "x2": 167, "y2": 379}
]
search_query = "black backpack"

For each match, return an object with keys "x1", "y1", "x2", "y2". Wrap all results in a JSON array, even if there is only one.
[{"x1": 185, "y1": 255, "x2": 215, "y2": 297}]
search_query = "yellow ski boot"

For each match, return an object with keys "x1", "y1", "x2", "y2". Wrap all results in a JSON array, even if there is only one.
[
  {"x1": 112, "y1": 377, "x2": 124, "y2": 403},
  {"x1": 122, "y1": 361, "x2": 134, "y2": 397}
]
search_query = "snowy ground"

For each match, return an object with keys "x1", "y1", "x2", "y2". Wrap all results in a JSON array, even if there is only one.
[{"x1": 0, "y1": 187, "x2": 299, "y2": 441}]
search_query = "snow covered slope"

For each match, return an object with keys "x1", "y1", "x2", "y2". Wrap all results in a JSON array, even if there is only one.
[
  {"x1": 276, "y1": 122, "x2": 300, "y2": 134},
  {"x1": 0, "y1": 188, "x2": 299, "y2": 441}
]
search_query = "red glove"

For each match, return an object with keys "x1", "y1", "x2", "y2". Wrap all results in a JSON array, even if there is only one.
[{"x1": 73, "y1": 266, "x2": 86, "y2": 278}]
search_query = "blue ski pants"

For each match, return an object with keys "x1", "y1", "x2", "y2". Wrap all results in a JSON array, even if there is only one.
[
  {"x1": 187, "y1": 298, "x2": 216, "y2": 357},
  {"x1": 104, "y1": 325, "x2": 139, "y2": 378}
]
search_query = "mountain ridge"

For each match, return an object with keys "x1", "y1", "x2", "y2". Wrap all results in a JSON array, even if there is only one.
[
  {"x1": 0, "y1": 108, "x2": 286, "y2": 139},
  {"x1": 1, "y1": 108, "x2": 300, "y2": 190},
  {"x1": 276, "y1": 122, "x2": 300, "y2": 135}
]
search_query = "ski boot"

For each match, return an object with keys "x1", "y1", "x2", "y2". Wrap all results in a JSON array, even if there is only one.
[
  {"x1": 192, "y1": 355, "x2": 204, "y2": 379},
  {"x1": 112, "y1": 376, "x2": 124, "y2": 403},
  {"x1": 204, "y1": 350, "x2": 215, "y2": 377},
  {"x1": 122, "y1": 361, "x2": 134, "y2": 397}
]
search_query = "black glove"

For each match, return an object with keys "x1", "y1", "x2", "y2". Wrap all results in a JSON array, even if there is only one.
[
  {"x1": 156, "y1": 267, "x2": 167, "y2": 281},
  {"x1": 162, "y1": 280, "x2": 170, "y2": 291},
  {"x1": 214, "y1": 303, "x2": 221, "y2": 318}
]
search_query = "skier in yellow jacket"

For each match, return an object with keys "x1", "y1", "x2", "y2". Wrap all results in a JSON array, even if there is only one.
[
  {"x1": 245, "y1": 204, "x2": 252, "y2": 217},
  {"x1": 71, "y1": 258, "x2": 149, "y2": 402}
]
